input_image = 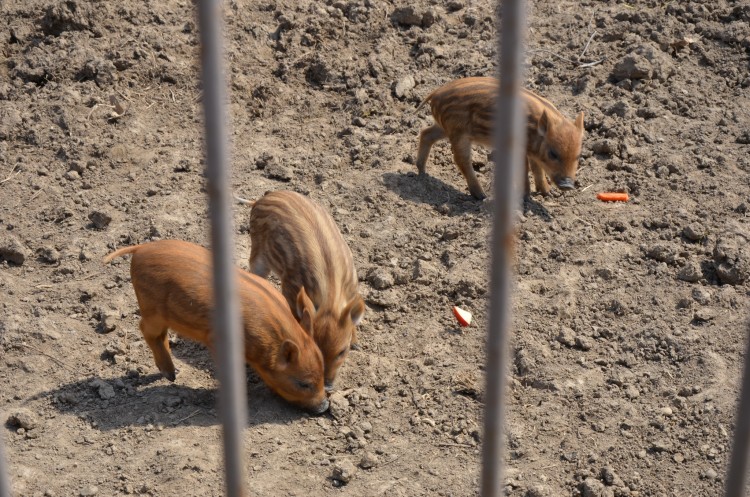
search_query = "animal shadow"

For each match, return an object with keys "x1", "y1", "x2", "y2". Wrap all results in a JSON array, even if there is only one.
[
  {"x1": 31, "y1": 366, "x2": 315, "y2": 432},
  {"x1": 382, "y1": 170, "x2": 482, "y2": 216}
]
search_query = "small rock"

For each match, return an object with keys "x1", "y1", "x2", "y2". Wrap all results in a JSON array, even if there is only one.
[
  {"x1": 591, "y1": 139, "x2": 615, "y2": 155},
  {"x1": 88, "y1": 210, "x2": 112, "y2": 229},
  {"x1": 359, "y1": 421, "x2": 373, "y2": 433},
  {"x1": 691, "y1": 287, "x2": 711, "y2": 305},
  {"x1": 0, "y1": 235, "x2": 29, "y2": 265},
  {"x1": 575, "y1": 336, "x2": 593, "y2": 351},
  {"x1": 393, "y1": 75, "x2": 416, "y2": 99},
  {"x1": 97, "y1": 309, "x2": 118, "y2": 333},
  {"x1": 702, "y1": 468, "x2": 718, "y2": 480},
  {"x1": 90, "y1": 379, "x2": 116, "y2": 400},
  {"x1": 328, "y1": 392, "x2": 350, "y2": 420},
  {"x1": 673, "y1": 453, "x2": 685, "y2": 463},
  {"x1": 651, "y1": 440, "x2": 671, "y2": 452},
  {"x1": 693, "y1": 308, "x2": 716, "y2": 322},
  {"x1": 613, "y1": 54, "x2": 652, "y2": 80},
  {"x1": 660, "y1": 406, "x2": 673, "y2": 416},
  {"x1": 624, "y1": 385, "x2": 640, "y2": 399},
  {"x1": 36, "y1": 245, "x2": 61, "y2": 264},
  {"x1": 556, "y1": 327, "x2": 576, "y2": 348},
  {"x1": 64, "y1": 170, "x2": 80, "y2": 181},
  {"x1": 391, "y1": 7, "x2": 422, "y2": 27},
  {"x1": 525, "y1": 484, "x2": 552, "y2": 497},
  {"x1": 676, "y1": 261, "x2": 702, "y2": 283},
  {"x1": 412, "y1": 259, "x2": 439, "y2": 284},
  {"x1": 683, "y1": 225, "x2": 704, "y2": 242},
  {"x1": 79, "y1": 486, "x2": 98, "y2": 497},
  {"x1": 7, "y1": 409, "x2": 38, "y2": 430},
  {"x1": 331, "y1": 460, "x2": 356, "y2": 485},
  {"x1": 713, "y1": 234, "x2": 749, "y2": 285},
  {"x1": 264, "y1": 162, "x2": 293, "y2": 182},
  {"x1": 367, "y1": 268, "x2": 394, "y2": 290},
  {"x1": 600, "y1": 466, "x2": 624, "y2": 487},
  {"x1": 359, "y1": 452, "x2": 378, "y2": 469},
  {"x1": 581, "y1": 477, "x2": 609, "y2": 497}
]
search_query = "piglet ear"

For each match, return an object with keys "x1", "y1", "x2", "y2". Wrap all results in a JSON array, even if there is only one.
[
  {"x1": 538, "y1": 110, "x2": 549, "y2": 137},
  {"x1": 296, "y1": 287, "x2": 315, "y2": 336},
  {"x1": 341, "y1": 296, "x2": 366, "y2": 327},
  {"x1": 575, "y1": 111, "x2": 585, "y2": 131},
  {"x1": 277, "y1": 340, "x2": 300, "y2": 370}
]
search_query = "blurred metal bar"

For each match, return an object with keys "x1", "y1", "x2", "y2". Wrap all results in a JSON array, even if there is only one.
[
  {"x1": 724, "y1": 322, "x2": 750, "y2": 497},
  {"x1": 196, "y1": 1, "x2": 249, "y2": 496},
  {"x1": 482, "y1": 0, "x2": 527, "y2": 495},
  {"x1": 0, "y1": 432, "x2": 11, "y2": 497}
]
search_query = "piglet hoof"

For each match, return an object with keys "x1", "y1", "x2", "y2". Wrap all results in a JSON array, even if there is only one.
[{"x1": 163, "y1": 370, "x2": 177, "y2": 382}]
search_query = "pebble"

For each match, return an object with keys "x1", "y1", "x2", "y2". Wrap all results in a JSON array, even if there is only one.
[
  {"x1": 264, "y1": 162, "x2": 293, "y2": 182},
  {"x1": 412, "y1": 259, "x2": 438, "y2": 284},
  {"x1": 359, "y1": 452, "x2": 378, "y2": 469},
  {"x1": 600, "y1": 466, "x2": 624, "y2": 487},
  {"x1": 683, "y1": 224, "x2": 704, "y2": 241},
  {"x1": 677, "y1": 261, "x2": 702, "y2": 283},
  {"x1": 691, "y1": 287, "x2": 711, "y2": 305},
  {"x1": 7, "y1": 409, "x2": 38, "y2": 430},
  {"x1": 581, "y1": 477, "x2": 606, "y2": 497},
  {"x1": 703, "y1": 468, "x2": 718, "y2": 480},
  {"x1": 79, "y1": 486, "x2": 98, "y2": 497},
  {"x1": 37, "y1": 245, "x2": 61, "y2": 263},
  {"x1": 672, "y1": 453, "x2": 684, "y2": 463},
  {"x1": 88, "y1": 210, "x2": 112, "y2": 229},
  {"x1": 328, "y1": 392, "x2": 350, "y2": 420},
  {"x1": 64, "y1": 170, "x2": 80, "y2": 181},
  {"x1": 90, "y1": 379, "x2": 116, "y2": 400},
  {"x1": 98, "y1": 310, "x2": 119, "y2": 333},
  {"x1": 367, "y1": 268, "x2": 394, "y2": 290},
  {"x1": 0, "y1": 235, "x2": 29, "y2": 265},
  {"x1": 575, "y1": 336, "x2": 593, "y2": 351},
  {"x1": 693, "y1": 308, "x2": 716, "y2": 322},
  {"x1": 659, "y1": 406, "x2": 673, "y2": 416},
  {"x1": 331, "y1": 460, "x2": 356, "y2": 485},
  {"x1": 394, "y1": 75, "x2": 416, "y2": 99},
  {"x1": 556, "y1": 327, "x2": 576, "y2": 348},
  {"x1": 390, "y1": 7, "x2": 423, "y2": 27}
]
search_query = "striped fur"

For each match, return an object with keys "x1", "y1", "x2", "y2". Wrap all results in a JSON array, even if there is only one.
[
  {"x1": 247, "y1": 190, "x2": 365, "y2": 391},
  {"x1": 104, "y1": 240, "x2": 329, "y2": 414},
  {"x1": 416, "y1": 76, "x2": 585, "y2": 199}
]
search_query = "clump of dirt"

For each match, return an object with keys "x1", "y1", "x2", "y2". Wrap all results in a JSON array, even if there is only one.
[{"x1": 1, "y1": 0, "x2": 749, "y2": 496}]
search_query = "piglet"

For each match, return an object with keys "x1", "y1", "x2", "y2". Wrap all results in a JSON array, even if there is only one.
[
  {"x1": 416, "y1": 76, "x2": 585, "y2": 199},
  {"x1": 104, "y1": 239, "x2": 329, "y2": 414},
  {"x1": 239, "y1": 191, "x2": 365, "y2": 392}
]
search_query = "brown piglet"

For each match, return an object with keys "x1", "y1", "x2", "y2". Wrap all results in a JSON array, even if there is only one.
[
  {"x1": 239, "y1": 190, "x2": 365, "y2": 392},
  {"x1": 103, "y1": 239, "x2": 329, "y2": 414},
  {"x1": 416, "y1": 76, "x2": 585, "y2": 199}
]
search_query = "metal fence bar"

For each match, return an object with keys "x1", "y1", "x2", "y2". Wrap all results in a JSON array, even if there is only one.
[
  {"x1": 482, "y1": 0, "x2": 527, "y2": 495},
  {"x1": 0, "y1": 432, "x2": 11, "y2": 497},
  {"x1": 196, "y1": 1, "x2": 249, "y2": 496},
  {"x1": 724, "y1": 322, "x2": 750, "y2": 497}
]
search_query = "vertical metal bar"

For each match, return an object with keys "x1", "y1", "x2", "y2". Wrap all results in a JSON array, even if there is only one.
[
  {"x1": 724, "y1": 322, "x2": 750, "y2": 497},
  {"x1": 482, "y1": 0, "x2": 527, "y2": 495},
  {"x1": 196, "y1": 1, "x2": 248, "y2": 496},
  {"x1": 0, "y1": 432, "x2": 11, "y2": 497}
]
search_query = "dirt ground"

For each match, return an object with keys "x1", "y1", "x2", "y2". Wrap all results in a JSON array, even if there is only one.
[{"x1": 2, "y1": 0, "x2": 750, "y2": 496}]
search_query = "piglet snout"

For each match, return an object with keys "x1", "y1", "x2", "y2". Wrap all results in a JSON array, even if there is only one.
[
  {"x1": 311, "y1": 397, "x2": 330, "y2": 415},
  {"x1": 556, "y1": 177, "x2": 575, "y2": 190}
]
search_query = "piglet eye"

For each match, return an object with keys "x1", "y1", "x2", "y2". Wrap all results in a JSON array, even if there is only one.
[
  {"x1": 547, "y1": 149, "x2": 560, "y2": 161},
  {"x1": 337, "y1": 348, "x2": 348, "y2": 359},
  {"x1": 296, "y1": 380, "x2": 313, "y2": 390}
]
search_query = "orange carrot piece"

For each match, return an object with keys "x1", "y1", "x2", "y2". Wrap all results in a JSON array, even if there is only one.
[{"x1": 597, "y1": 192, "x2": 629, "y2": 202}]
